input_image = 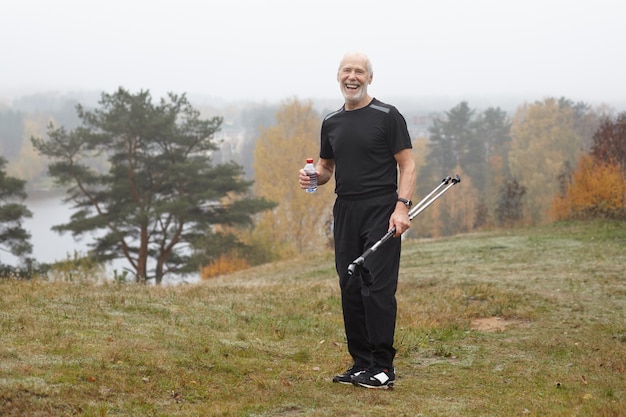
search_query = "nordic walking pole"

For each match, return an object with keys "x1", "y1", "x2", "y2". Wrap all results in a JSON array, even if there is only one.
[
  {"x1": 409, "y1": 175, "x2": 461, "y2": 221},
  {"x1": 410, "y1": 175, "x2": 451, "y2": 213},
  {"x1": 347, "y1": 175, "x2": 461, "y2": 277}
]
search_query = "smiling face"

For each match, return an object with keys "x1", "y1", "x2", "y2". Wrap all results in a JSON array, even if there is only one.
[{"x1": 337, "y1": 53, "x2": 373, "y2": 110}]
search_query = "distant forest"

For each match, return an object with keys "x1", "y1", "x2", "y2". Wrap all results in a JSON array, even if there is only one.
[{"x1": 1, "y1": 90, "x2": 624, "y2": 277}]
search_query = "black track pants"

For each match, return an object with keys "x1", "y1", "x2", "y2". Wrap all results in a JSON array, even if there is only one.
[{"x1": 333, "y1": 193, "x2": 400, "y2": 370}]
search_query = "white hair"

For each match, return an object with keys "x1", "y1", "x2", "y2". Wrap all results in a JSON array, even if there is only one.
[{"x1": 338, "y1": 52, "x2": 373, "y2": 75}]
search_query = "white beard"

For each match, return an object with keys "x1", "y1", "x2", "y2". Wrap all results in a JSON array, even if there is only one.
[{"x1": 342, "y1": 86, "x2": 367, "y2": 106}]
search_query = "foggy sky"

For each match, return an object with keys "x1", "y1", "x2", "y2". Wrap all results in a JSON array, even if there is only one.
[{"x1": 2, "y1": 0, "x2": 625, "y2": 107}]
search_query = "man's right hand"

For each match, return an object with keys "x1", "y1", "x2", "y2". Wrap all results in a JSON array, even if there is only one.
[{"x1": 299, "y1": 168, "x2": 315, "y2": 190}]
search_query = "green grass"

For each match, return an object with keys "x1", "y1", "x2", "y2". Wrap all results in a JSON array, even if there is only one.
[{"x1": 1, "y1": 220, "x2": 625, "y2": 416}]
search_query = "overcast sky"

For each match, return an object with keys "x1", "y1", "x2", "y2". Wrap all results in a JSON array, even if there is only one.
[{"x1": 2, "y1": 0, "x2": 625, "y2": 107}]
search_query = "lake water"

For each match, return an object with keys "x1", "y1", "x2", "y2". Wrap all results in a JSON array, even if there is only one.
[
  {"x1": 3, "y1": 194, "x2": 199, "y2": 284},
  {"x1": 1, "y1": 195, "x2": 86, "y2": 266}
]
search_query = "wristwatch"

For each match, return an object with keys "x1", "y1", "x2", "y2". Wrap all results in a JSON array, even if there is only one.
[{"x1": 397, "y1": 197, "x2": 412, "y2": 208}]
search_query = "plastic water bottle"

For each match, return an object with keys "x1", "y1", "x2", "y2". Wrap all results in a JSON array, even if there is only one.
[{"x1": 303, "y1": 158, "x2": 317, "y2": 193}]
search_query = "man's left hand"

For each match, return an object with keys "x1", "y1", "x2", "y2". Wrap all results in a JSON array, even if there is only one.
[{"x1": 389, "y1": 204, "x2": 411, "y2": 237}]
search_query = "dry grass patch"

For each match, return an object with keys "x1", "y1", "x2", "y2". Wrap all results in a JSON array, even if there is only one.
[{"x1": 1, "y1": 220, "x2": 625, "y2": 416}]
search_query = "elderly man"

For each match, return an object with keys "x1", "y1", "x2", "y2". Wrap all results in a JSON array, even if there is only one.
[{"x1": 299, "y1": 52, "x2": 416, "y2": 389}]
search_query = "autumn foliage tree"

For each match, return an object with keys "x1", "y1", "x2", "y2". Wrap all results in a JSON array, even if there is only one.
[
  {"x1": 509, "y1": 98, "x2": 599, "y2": 224},
  {"x1": 590, "y1": 112, "x2": 626, "y2": 173},
  {"x1": 551, "y1": 155, "x2": 626, "y2": 220},
  {"x1": 552, "y1": 112, "x2": 626, "y2": 220},
  {"x1": 252, "y1": 98, "x2": 335, "y2": 258}
]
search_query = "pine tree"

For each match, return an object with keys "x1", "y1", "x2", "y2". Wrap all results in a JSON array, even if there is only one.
[
  {"x1": 32, "y1": 88, "x2": 273, "y2": 284},
  {"x1": 0, "y1": 157, "x2": 33, "y2": 267},
  {"x1": 495, "y1": 179, "x2": 527, "y2": 226}
]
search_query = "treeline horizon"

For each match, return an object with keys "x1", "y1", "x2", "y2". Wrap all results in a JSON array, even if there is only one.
[
  {"x1": 2, "y1": 90, "x2": 624, "y2": 191},
  {"x1": 1, "y1": 89, "x2": 624, "y2": 280}
]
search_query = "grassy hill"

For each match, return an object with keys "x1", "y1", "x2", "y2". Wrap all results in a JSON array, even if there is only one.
[{"x1": 1, "y1": 220, "x2": 625, "y2": 416}]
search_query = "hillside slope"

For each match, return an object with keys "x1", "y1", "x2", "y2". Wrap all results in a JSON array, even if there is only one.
[{"x1": 1, "y1": 221, "x2": 625, "y2": 416}]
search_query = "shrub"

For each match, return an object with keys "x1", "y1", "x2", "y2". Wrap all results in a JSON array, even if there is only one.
[
  {"x1": 200, "y1": 252, "x2": 249, "y2": 279},
  {"x1": 551, "y1": 155, "x2": 626, "y2": 220}
]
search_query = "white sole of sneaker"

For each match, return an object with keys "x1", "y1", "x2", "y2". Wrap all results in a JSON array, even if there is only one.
[{"x1": 355, "y1": 382, "x2": 395, "y2": 390}]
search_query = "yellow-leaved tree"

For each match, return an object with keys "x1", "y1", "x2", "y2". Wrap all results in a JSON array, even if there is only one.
[
  {"x1": 7, "y1": 114, "x2": 48, "y2": 182},
  {"x1": 252, "y1": 98, "x2": 335, "y2": 259},
  {"x1": 509, "y1": 98, "x2": 599, "y2": 224}
]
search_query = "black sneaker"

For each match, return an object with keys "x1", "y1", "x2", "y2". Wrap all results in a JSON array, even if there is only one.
[
  {"x1": 332, "y1": 365, "x2": 367, "y2": 384},
  {"x1": 351, "y1": 367, "x2": 395, "y2": 389}
]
